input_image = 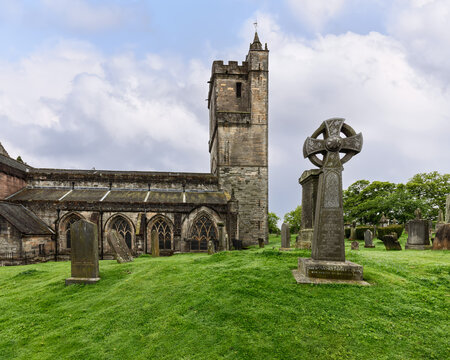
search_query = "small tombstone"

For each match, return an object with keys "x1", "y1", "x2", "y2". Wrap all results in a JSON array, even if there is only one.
[
  {"x1": 107, "y1": 230, "x2": 133, "y2": 263},
  {"x1": 65, "y1": 219, "x2": 100, "y2": 285},
  {"x1": 258, "y1": 237, "x2": 265, "y2": 248},
  {"x1": 225, "y1": 234, "x2": 229, "y2": 251},
  {"x1": 364, "y1": 230, "x2": 375, "y2": 248},
  {"x1": 281, "y1": 223, "x2": 291, "y2": 249},
  {"x1": 392, "y1": 218, "x2": 398, "y2": 225},
  {"x1": 433, "y1": 223, "x2": 450, "y2": 250},
  {"x1": 151, "y1": 229, "x2": 160, "y2": 257},
  {"x1": 351, "y1": 241, "x2": 359, "y2": 250},
  {"x1": 207, "y1": 240, "x2": 215, "y2": 255},
  {"x1": 218, "y1": 223, "x2": 225, "y2": 251},
  {"x1": 436, "y1": 209, "x2": 445, "y2": 232},
  {"x1": 349, "y1": 221, "x2": 357, "y2": 240},
  {"x1": 406, "y1": 218, "x2": 431, "y2": 250},
  {"x1": 380, "y1": 213, "x2": 388, "y2": 228},
  {"x1": 414, "y1": 208, "x2": 422, "y2": 220},
  {"x1": 382, "y1": 234, "x2": 402, "y2": 250}
]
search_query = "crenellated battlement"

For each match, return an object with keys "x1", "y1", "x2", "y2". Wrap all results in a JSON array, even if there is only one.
[{"x1": 211, "y1": 60, "x2": 249, "y2": 76}]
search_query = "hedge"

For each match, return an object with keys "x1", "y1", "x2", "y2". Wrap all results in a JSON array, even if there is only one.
[{"x1": 376, "y1": 224, "x2": 404, "y2": 239}]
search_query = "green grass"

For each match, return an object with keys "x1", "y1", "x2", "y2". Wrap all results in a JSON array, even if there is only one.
[{"x1": 0, "y1": 234, "x2": 449, "y2": 360}]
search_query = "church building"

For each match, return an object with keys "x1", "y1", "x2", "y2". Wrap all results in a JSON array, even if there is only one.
[{"x1": 0, "y1": 33, "x2": 269, "y2": 265}]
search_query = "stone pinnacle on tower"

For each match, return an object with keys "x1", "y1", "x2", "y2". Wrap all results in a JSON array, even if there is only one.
[{"x1": 250, "y1": 31, "x2": 262, "y2": 50}]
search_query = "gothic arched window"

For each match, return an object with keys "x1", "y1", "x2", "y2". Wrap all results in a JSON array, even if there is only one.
[
  {"x1": 152, "y1": 218, "x2": 172, "y2": 250},
  {"x1": 190, "y1": 214, "x2": 217, "y2": 251},
  {"x1": 65, "y1": 215, "x2": 82, "y2": 249},
  {"x1": 111, "y1": 216, "x2": 133, "y2": 249}
]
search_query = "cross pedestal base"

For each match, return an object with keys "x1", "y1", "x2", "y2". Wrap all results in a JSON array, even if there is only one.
[{"x1": 293, "y1": 258, "x2": 369, "y2": 285}]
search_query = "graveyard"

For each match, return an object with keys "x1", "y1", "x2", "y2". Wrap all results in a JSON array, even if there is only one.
[{"x1": 0, "y1": 233, "x2": 448, "y2": 360}]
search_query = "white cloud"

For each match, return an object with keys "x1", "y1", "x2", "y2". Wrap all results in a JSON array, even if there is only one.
[
  {"x1": 0, "y1": 40, "x2": 210, "y2": 171},
  {"x1": 388, "y1": 0, "x2": 450, "y2": 86},
  {"x1": 286, "y1": 0, "x2": 346, "y2": 31}
]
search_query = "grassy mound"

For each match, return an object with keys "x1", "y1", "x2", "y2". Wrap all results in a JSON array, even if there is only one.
[{"x1": 0, "y1": 235, "x2": 448, "y2": 360}]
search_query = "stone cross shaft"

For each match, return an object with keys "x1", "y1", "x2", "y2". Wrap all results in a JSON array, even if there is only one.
[{"x1": 303, "y1": 118, "x2": 362, "y2": 262}]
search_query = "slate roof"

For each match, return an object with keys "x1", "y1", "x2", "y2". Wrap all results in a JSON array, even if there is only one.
[
  {"x1": 0, "y1": 202, "x2": 54, "y2": 235},
  {"x1": 7, "y1": 187, "x2": 229, "y2": 205},
  {"x1": 0, "y1": 154, "x2": 31, "y2": 174}
]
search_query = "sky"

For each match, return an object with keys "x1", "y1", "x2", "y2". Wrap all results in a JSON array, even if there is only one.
[{"x1": 0, "y1": 0, "x2": 449, "y2": 220}]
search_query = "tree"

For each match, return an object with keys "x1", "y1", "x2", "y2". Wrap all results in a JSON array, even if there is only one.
[
  {"x1": 268, "y1": 212, "x2": 280, "y2": 234},
  {"x1": 283, "y1": 206, "x2": 302, "y2": 233}
]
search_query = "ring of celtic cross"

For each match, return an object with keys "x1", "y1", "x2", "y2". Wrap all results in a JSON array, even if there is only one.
[{"x1": 303, "y1": 118, "x2": 363, "y2": 168}]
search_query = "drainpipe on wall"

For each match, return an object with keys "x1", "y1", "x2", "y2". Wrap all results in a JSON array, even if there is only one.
[
  {"x1": 100, "y1": 211, "x2": 104, "y2": 260},
  {"x1": 54, "y1": 209, "x2": 60, "y2": 262}
]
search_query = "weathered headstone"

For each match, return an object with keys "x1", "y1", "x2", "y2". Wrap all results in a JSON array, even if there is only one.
[
  {"x1": 107, "y1": 230, "x2": 133, "y2": 263},
  {"x1": 436, "y1": 209, "x2": 445, "y2": 232},
  {"x1": 296, "y1": 169, "x2": 320, "y2": 249},
  {"x1": 381, "y1": 234, "x2": 402, "y2": 250},
  {"x1": 406, "y1": 218, "x2": 431, "y2": 250},
  {"x1": 349, "y1": 221, "x2": 357, "y2": 240},
  {"x1": 351, "y1": 241, "x2": 359, "y2": 250},
  {"x1": 379, "y1": 213, "x2": 388, "y2": 228},
  {"x1": 151, "y1": 229, "x2": 160, "y2": 257},
  {"x1": 207, "y1": 240, "x2": 215, "y2": 255},
  {"x1": 293, "y1": 118, "x2": 367, "y2": 285},
  {"x1": 281, "y1": 223, "x2": 291, "y2": 249},
  {"x1": 446, "y1": 195, "x2": 450, "y2": 223},
  {"x1": 414, "y1": 208, "x2": 422, "y2": 220},
  {"x1": 65, "y1": 219, "x2": 100, "y2": 285},
  {"x1": 433, "y1": 223, "x2": 450, "y2": 250},
  {"x1": 258, "y1": 238, "x2": 265, "y2": 248},
  {"x1": 364, "y1": 230, "x2": 375, "y2": 248},
  {"x1": 218, "y1": 223, "x2": 225, "y2": 251}
]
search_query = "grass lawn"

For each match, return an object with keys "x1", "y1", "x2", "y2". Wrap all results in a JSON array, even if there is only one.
[{"x1": 0, "y1": 234, "x2": 448, "y2": 360}]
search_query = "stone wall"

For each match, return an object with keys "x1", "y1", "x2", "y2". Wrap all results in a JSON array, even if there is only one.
[
  {"x1": 0, "y1": 216, "x2": 22, "y2": 264},
  {"x1": 0, "y1": 173, "x2": 26, "y2": 199}
]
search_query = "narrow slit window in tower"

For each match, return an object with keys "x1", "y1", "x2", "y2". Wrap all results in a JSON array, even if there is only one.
[{"x1": 236, "y1": 82, "x2": 242, "y2": 98}]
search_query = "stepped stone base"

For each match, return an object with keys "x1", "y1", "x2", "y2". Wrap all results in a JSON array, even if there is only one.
[
  {"x1": 293, "y1": 258, "x2": 369, "y2": 286},
  {"x1": 65, "y1": 277, "x2": 100, "y2": 285},
  {"x1": 405, "y1": 244, "x2": 432, "y2": 250}
]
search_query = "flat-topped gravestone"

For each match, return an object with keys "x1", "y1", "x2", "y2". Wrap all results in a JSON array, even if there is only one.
[
  {"x1": 382, "y1": 234, "x2": 402, "y2": 250},
  {"x1": 107, "y1": 230, "x2": 133, "y2": 263},
  {"x1": 65, "y1": 219, "x2": 100, "y2": 285},
  {"x1": 351, "y1": 241, "x2": 359, "y2": 250},
  {"x1": 280, "y1": 223, "x2": 291, "y2": 250},
  {"x1": 293, "y1": 118, "x2": 368, "y2": 285},
  {"x1": 151, "y1": 229, "x2": 160, "y2": 257},
  {"x1": 296, "y1": 169, "x2": 320, "y2": 249},
  {"x1": 405, "y1": 219, "x2": 431, "y2": 250},
  {"x1": 364, "y1": 230, "x2": 375, "y2": 248}
]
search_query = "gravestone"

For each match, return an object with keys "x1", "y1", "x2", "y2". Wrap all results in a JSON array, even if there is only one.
[
  {"x1": 433, "y1": 223, "x2": 450, "y2": 250},
  {"x1": 446, "y1": 195, "x2": 450, "y2": 223},
  {"x1": 292, "y1": 118, "x2": 368, "y2": 285},
  {"x1": 258, "y1": 238, "x2": 265, "y2": 248},
  {"x1": 364, "y1": 230, "x2": 375, "y2": 248},
  {"x1": 351, "y1": 241, "x2": 359, "y2": 250},
  {"x1": 379, "y1": 213, "x2": 388, "y2": 228},
  {"x1": 406, "y1": 218, "x2": 431, "y2": 250},
  {"x1": 436, "y1": 209, "x2": 445, "y2": 232},
  {"x1": 65, "y1": 219, "x2": 100, "y2": 285},
  {"x1": 107, "y1": 230, "x2": 133, "y2": 263},
  {"x1": 382, "y1": 234, "x2": 402, "y2": 250},
  {"x1": 349, "y1": 221, "x2": 357, "y2": 240},
  {"x1": 151, "y1": 229, "x2": 160, "y2": 257},
  {"x1": 218, "y1": 223, "x2": 225, "y2": 251},
  {"x1": 207, "y1": 240, "x2": 215, "y2": 255},
  {"x1": 281, "y1": 223, "x2": 291, "y2": 250},
  {"x1": 296, "y1": 169, "x2": 320, "y2": 249}
]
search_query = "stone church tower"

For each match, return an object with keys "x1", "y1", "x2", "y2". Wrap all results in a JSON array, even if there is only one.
[{"x1": 207, "y1": 33, "x2": 269, "y2": 245}]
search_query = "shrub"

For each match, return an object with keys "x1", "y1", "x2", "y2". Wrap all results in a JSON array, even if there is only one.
[
  {"x1": 355, "y1": 226, "x2": 376, "y2": 240},
  {"x1": 376, "y1": 224, "x2": 403, "y2": 239}
]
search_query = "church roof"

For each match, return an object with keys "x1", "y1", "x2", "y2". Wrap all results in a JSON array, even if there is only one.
[
  {"x1": 0, "y1": 202, "x2": 54, "y2": 235},
  {"x1": 7, "y1": 187, "x2": 229, "y2": 205}
]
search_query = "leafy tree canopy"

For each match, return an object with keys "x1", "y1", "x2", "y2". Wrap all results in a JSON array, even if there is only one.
[
  {"x1": 283, "y1": 206, "x2": 302, "y2": 233},
  {"x1": 268, "y1": 212, "x2": 280, "y2": 234}
]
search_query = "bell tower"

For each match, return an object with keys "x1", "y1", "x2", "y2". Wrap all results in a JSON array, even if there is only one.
[{"x1": 207, "y1": 33, "x2": 269, "y2": 245}]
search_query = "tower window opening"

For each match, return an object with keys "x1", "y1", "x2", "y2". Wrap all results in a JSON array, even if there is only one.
[{"x1": 236, "y1": 82, "x2": 242, "y2": 98}]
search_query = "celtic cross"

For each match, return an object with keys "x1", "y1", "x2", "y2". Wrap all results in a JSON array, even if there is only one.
[{"x1": 303, "y1": 118, "x2": 363, "y2": 262}]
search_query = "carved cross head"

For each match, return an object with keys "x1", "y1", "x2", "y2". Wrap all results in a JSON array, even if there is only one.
[{"x1": 303, "y1": 118, "x2": 363, "y2": 168}]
